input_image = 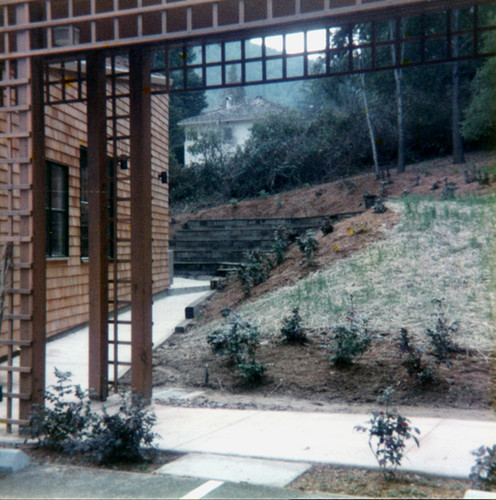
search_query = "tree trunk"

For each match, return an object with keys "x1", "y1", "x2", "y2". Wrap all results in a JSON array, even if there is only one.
[
  {"x1": 390, "y1": 19, "x2": 405, "y2": 173},
  {"x1": 451, "y1": 10, "x2": 465, "y2": 164},
  {"x1": 452, "y1": 60, "x2": 465, "y2": 164},
  {"x1": 394, "y1": 67, "x2": 405, "y2": 173},
  {"x1": 359, "y1": 73, "x2": 380, "y2": 179}
]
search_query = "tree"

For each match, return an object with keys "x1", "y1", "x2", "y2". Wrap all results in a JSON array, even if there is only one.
[
  {"x1": 165, "y1": 48, "x2": 208, "y2": 165},
  {"x1": 224, "y1": 65, "x2": 246, "y2": 106},
  {"x1": 451, "y1": 9, "x2": 465, "y2": 164},
  {"x1": 390, "y1": 19, "x2": 405, "y2": 173},
  {"x1": 359, "y1": 72, "x2": 381, "y2": 179},
  {"x1": 462, "y1": 21, "x2": 496, "y2": 147}
]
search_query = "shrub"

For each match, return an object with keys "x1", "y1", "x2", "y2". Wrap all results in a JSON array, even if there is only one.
[
  {"x1": 272, "y1": 226, "x2": 294, "y2": 265},
  {"x1": 426, "y1": 298, "x2": 459, "y2": 364},
  {"x1": 330, "y1": 295, "x2": 372, "y2": 367},
  {"x1": 470, "y1": 445, "x2": 496, "y2": 491},
  {"x1": 81, "y1": 394, "x2": 157, "y2": 464},
  {"x1": 355, "y1": 388, "x2": 420, "y2": 479},
  {"x1": 26, "y1": 369, "x2": 158, "y2": 465},
  {"x1": 398, "y1": 328, "x2": 436, "y2": 386},
  {"x1": 280, "y1": 308, "x2": 307, "y2": 344},
  {"x1": 236, "y1": 250, "x2": 274, "y2": 294},
  {"x1": 207, "y1": 311, "x2": 267, "y2": 386},
  {"x1": 320, "y1": 217, "x2": 334, "y2": 235},
  {"x1": 26, "y1": 368, "x2": 91, "y2": 453},
  {"x1": 296, "y1": 230, "x2": 318, "y2": 267},
  {"x1": 237, "y1": 357, "x2": 266, "y2": 386},
  {"x1": 207, "y1": 311, "x2": 261, "y2": 366}
]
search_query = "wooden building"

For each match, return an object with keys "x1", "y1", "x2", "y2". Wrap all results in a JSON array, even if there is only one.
[{"x1": 1, "y1": 63, "x2": 170, "y2": 341}]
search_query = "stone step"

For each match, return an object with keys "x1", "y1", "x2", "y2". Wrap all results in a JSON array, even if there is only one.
[
  {"x1": 172, "y1": 227, "x2": 303, "y2": 241},
  {"x1": 171, "y1": 238, "x2": 277, "y2": 251},
  {"x1": 181, "y1": 214, "x2": 352, "y2": 230},
  {"x1": 172, "y1": 212, "x2": 362, "y2": 277},
  {"x1": 174, "y1": 249, "x2": 272, "y2": 263},
  {"x1": 174, "y1": 262, "x2": 240, "y2": 275}
]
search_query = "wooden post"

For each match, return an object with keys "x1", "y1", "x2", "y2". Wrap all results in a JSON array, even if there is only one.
[
  {"x1": 129, "y1": 47, "x2": 153, "y2": 404},
  {"x1": 87, "y1": 52, "x2": 109, "y2": 400},
  {"x1": 24, "y1": 56, "x2": 47, "y2": 417},
  {"x1": 16, "y1": 4, "x2": 46, "y2": 423}
]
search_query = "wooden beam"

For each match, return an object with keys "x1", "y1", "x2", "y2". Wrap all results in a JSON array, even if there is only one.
[
  {"x1": 129, "y1": 46, "x2": 153, "y2": 405},
  {"x1": 14, "y1": 2, "x2": 47, "y2": 425},
  {"x1": 24, "y1": 55, "x2": 46, "y2": 418},
  {"x1": 87, "y1": 51, "x2": 109, "y2": 401}
]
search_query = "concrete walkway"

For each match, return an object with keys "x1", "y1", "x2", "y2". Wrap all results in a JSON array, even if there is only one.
[{"x1": 1, "y1": 278, "x2": 495, "y2": 498}]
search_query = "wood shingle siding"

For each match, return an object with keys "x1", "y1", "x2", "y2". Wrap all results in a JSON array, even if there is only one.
[{"x1": 0, "y1": 65, "x2": 170, "y2": 345}]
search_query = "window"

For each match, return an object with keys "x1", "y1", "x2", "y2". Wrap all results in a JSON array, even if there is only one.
[
  {"x1": 80, "y1": 148, "x2": 88, "y2": 259},
  {"x1": 46, "y1": 161, "x2": 69, "y2": 258},
  {"x1": 80, "y1": 147, "x2": 115, "y2": 260},
  {"x1": 223, "y1": 125, "x2": 233, "y2": 142}
]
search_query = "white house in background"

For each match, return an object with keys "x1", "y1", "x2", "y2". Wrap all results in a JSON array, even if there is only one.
[{"x1": 179, "y1": 96, "x2": 285, "y2": 166}]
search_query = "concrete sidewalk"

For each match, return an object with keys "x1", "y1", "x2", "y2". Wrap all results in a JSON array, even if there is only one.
[
  {"x1": 150, "y1": 404, "x2": 496, "y2": 480},
  {"x1": 0, "y1": 277, "x2": 214, "y2": 403},
  {"x1": 1, "y1": 277, "x2": 495, "y2": 498}
]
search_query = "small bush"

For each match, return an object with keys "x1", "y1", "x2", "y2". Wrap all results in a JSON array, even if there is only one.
[
  {"x1": 330, "y1": 295, "x2": 372, "y2": 367},
  {"x1": 426, "y1": 298, "x2": 459, "y2": 364},
  {"x1": 320, "y1": 217, "x2": 334, "y2": 235},
  {"x1": 272, "y1": 226, "x2": 294, "y2": 265},
  {"x1": 27, "y1": 369, "x2": 157, "y2": 465},
  {"x1": 237, "y1": 357, "x2": 266, "y2": 386},
  {"x1": 81, "y1": 394, "x2": 156, "y2": 464},
  {"x1": 355, "y1": 388, "x2": 420, "y2": 479},
  {"x1": 207, "y1": 311, "x2": 267, "y2": 386},
  {"x1": 207, "y1": 311, "x2": 260, "y2": 366},
  {"x1": 280, "y1": 308, "x2": 307, "y2": 344},
  {"x1": 26, "y1": 369, "x2": 91, "y2": 453},
  {"x1": 237, "y1": 250, "x2": 274, "y2": 294},
  {"x1": 470, "y1": 445, "x2": 496, "y2": 491},
  {"x1": 398, "y1": 328, "x2": 436, "y2": 386},
  {"x1": 296, "y1": 230, "x2": 318, "y2": 267}
]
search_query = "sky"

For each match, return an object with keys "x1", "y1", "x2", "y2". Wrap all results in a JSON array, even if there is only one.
[{"x1": 252, "y1": 29, "x2": 328, "y2": 55}]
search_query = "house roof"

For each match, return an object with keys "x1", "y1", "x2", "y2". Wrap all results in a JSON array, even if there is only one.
[{"x1": 178, "y1": 96, "x2": 285, "y2": 127}]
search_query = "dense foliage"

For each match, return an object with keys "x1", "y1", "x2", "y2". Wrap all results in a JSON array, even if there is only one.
[
  {"x1": 170, "y1": 8, "x2": 495, "y2": 206},
  {"x1": 27, "y1": 369, "x2": 157, "y2": 465}
]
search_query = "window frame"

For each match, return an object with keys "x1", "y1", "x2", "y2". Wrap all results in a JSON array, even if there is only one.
[{"x1": 46, "y1": 160, "x2": 69, "y2": 259}]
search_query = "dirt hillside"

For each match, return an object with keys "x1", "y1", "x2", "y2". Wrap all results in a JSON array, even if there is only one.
[{"x1": 154, "y1": 151, "x2": 496, "y2": 417}]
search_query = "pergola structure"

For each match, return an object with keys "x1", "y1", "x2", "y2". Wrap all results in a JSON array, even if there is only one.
[{"x1": 0, "y1": 0, "x2": 495, "y2": 432}]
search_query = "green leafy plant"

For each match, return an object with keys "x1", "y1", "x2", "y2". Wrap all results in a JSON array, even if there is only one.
[
  {"x1": 207, "y1": 310, "x2": 267, "y2": 386},
  {"x1": 426, "y1": 298, "x2": 459, "y2": 365},
  {"x1": 331, "y1": 294, "x2": 372, "y2": 366},
  {"x1": 26, "y1": 368, "x2": 91, "y2": 453},
  {"x1": 271, "y1": 226, "x2": 294, "y2": 265},
  {"x1": 355, "y1": 388, "x2": 420, "y2": 479},
  {"x1": 280, "y1": 307, "x2": 307, "y2": 344},
  {"x1": 236, "y1": 250, "x2": 274, "y2": 294},
  {"x1": 237, "y1": 357, "x2": 266, "y2": 386},
  {"x1": 470, "y1": 445, "x2": 496, "y2": 491},
  {"x1": 398, "y1": 328, "x2": 436, "y2": 386},
  {"x1": 26, "y1": 369, "x2": 158, "y2": 465},
  {"x1": 207, "y1": 311, "x2": 260, "y2": 365},
  {"x1": 81, "y1": 393, "x2": 157, "y2": 464},
  {"x1": 296, "y1": 230, "x2": 318, "y2": 267},
  {"x1": 320, "y1": 217, "x2": 334, "y2": 235}
]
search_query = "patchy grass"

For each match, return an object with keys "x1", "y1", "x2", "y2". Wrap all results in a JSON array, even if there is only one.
[{"x1": 232, "y1": 195, "x2": 496, "y2": 352}]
